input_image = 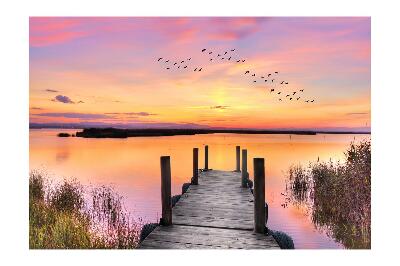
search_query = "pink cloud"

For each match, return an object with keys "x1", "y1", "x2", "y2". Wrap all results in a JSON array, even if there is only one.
[
  {"x1": 207, "y1": 17, "x2": 267, "y2": 41},
  {"x1": 30, "y1": 30, "x2": 88, "y2": 47},
  {"x1": 30, "y1": 17, "x2": 89, "y2": 47}
]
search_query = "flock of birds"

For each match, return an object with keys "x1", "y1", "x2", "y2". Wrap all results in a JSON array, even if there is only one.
[{"x1": 156, "y1": 48, "x2": 316, "y2": 104}]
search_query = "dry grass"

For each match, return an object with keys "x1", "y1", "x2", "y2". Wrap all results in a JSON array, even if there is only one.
[{"x1": 29, "y1": 172, "x2": 141, "y2": 249}]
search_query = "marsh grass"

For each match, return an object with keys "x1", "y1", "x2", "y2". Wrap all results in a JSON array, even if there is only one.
[
  {"x1": 286, "y1": 140, "x2": 371, "y2": 249},
  {"x1": 29, "y1": 172, "x2": 141, "y2": 249}
]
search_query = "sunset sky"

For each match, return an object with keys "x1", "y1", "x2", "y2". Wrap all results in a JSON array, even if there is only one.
[{"x1": 29, "y1": 17, "x2": 370, "y2": 130}]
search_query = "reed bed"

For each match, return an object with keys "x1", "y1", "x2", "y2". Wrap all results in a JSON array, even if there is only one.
[{"x1": 286, "y1": 140, "x2": 371, "y2": 249}]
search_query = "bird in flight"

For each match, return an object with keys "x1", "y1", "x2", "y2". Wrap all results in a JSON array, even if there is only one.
[
  {"x1": 275, "y1": 71, "x2": 278, "y2": 74},
  {"x1": 297, "y1": 97, "x2": 300, "y2": 100},
  {"x1": 158, "y1": 57, "x2": 163, "y2": 61},
  {"x1": 184, "y1": 66, "x2": 187, "y2": 69},
  {"x1": 279, "y1": 99, "x2": 282, "y2": 101},
  {"x1": 173, "y1": 62, "x2": 177, "y2": 65},
  {"x1": 230, "y1": 49, "x2": 235, "y2": 52},
  {"x1": 277, "y1": 92, "x2": 281, "y2": 95},
  {"x1": 252, "y1": 74, "x2": 256, "y2": 77},
  {"x1": 165, "y1": 60, "x2": 169, "y2": 63},
  {"x1": 188, "y1": 58, "x2": 191, "y2": 61},
  {"x1": 194, "y1": 68, "x2": 197, "y2": 71},
  {"x1": 181, "y1": 60, "x2": 184, "y2": 63},
  {"x1": 199, "y1": 68, "x2": 202, "y2": 71},
  {"x1": 253, "y1": 80, "x2": 257, "y2": 83},
  {"x1": 202, "y1": 49, "x2": 206, "y2": 52},
  {"x1": 228, "y1": 57, "x2": 231, "y2": 61},
  {"x1": 286, "y1": 94, "x2": 290, "y2": 97},
  {"x1": 261, "y1": 76, "x2": 265, "y2": 79},
  {"x1": 210, "y1": 58, "x2": 213, "y2": 61},
  {"x1": 270, "y1": 89, "x2": 275, "y2": 92},
  {"x1": 217, "y1": 54, "x2": 221, "y2": 57},
  {"x1": 209, "y1": 51, "x2": 212, "y2": 54},
  {"x1": 224, "y1": 51, "x2": 228, "y2": 55},
  {"x1": 236, "y1": 60, "x2": 240, "y2": 63},
  {"x1": 300, "y1": 89, "x2": 304, "y2": 92},
  {"x1": 293, "y1": 92, "x2": 297, "y2": 95},
  {"x1": 242, "y1": 60, "x2": 245, "y2": 62},
  {"x1": 245, "y1": 71, "x2": 250, "y2": 74},
  {"x1": 268, "y1": 74, "x2": 271, "y2": 77},
  {"x1": 272, "y1": 79, "x2": 275, "y2": 83},
  {"x1": 289, "y1": 97, "x2": 293, "y2": 100},
  {"x1": 311, "y1": 100, "x2": 314, "y2": 103},
  {"x1": 305, "y1": 100, "x2": 309, "y2": 103},
  {"x1": 166, "y1": 67, "x2": 170, "y2": 70},
  {"x1": 285, "y1": 82, "x2": 289, "y2": 85}
]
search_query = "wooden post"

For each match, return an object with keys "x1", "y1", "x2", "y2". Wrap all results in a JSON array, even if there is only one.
[
  {"x1": 241, "y1": 149, "x2": 247, "y2": 187},
  {"x1": 192, "y1": 148, "x2": 199, "y2": 185},
  {"x1": 160, "y1": 156, "x2": 172, "y2": 226},
  {"x1": 204, "y1": 145, "x2": 208, "y2": 171},
  {"x1": 253, "y1": 158, "x2": 265, "y2": 233},
  {"x1": 236, "y1": 146, "x2": 241, "y2": 172}
]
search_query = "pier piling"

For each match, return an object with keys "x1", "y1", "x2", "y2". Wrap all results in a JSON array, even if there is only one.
[
  {"x1": 204, "y1": 145, "x2": 209, "y2": 170},
  {"x1": 241, "y1": 149, "x2": 248, "y2": 187},
  {"x1": 253, "y1": 158, "x2": 266, "y2": 234},
  {"x1": 192, "y1": 148, "x2": 199, "y2": 185},
  {"x1": 235, "y1": 146, "x2": 241, "y2": 172},
  {"x1": 160, "y1": 156, "x2": 172, "y2": 226}
]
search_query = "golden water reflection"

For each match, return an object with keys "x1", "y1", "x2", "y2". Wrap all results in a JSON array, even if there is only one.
[{"x1": 29, "y1": 129, "x2": 370, "y2": 249}]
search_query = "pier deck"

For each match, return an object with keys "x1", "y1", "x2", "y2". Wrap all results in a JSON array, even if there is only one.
[{"x1": 139, "y1": 170, "x2": 280, "y2": 249}]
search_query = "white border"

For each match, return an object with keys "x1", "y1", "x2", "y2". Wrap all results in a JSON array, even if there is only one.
[{"x1": 1, "y1": 0, "x2": 399, "y2": 265}]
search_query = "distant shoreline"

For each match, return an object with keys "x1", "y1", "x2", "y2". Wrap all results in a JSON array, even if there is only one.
[{"x1": 62, "y1": 127, "x2": 372, "y2": 138}]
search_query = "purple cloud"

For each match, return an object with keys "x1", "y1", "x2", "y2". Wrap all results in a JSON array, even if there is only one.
[
  {"x1": 104, "y1": 112, "x2": 157, "y2": 116},
  {"x1": 53, "y1": 95, "x2": 74, "y2": 104}
]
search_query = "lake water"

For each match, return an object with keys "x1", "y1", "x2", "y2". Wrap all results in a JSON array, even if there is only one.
[{"x1": 29, "y1": 129, "x2": 370, "y2": 249}]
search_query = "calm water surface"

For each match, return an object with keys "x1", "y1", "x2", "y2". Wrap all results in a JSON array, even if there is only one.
[{"x1": 29, "y1": 129, "x2": 370, "y2": 249}]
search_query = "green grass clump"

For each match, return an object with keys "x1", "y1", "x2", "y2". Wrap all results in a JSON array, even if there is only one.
[
  {"x1": 286, "y1": 140, "x2": 371, "y2": 249},
  {"x1": 29, "y1": 172, "x2": 140, "y2": 249}
]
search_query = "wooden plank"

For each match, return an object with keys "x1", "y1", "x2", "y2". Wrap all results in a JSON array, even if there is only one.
[
  {"x1": 139, "y1": 225, "x2": 279, "y2": 249},
  {"x1": 139, "y1": 170, "x2": 280, "y2": 249}
]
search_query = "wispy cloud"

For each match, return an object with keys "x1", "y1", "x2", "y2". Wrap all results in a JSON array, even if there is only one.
[
  {"x1": 34, "y1": 112, "x2": 110, "y2": 119},
  {"x1": 104, "y1": 112, "x2": 157, "y2": 116},
  {"x1": 30, "y1": 107, "x2": 43, "y2": 110},
  {"x1": 210, "y1": 105, "x2": 230, "y2": 110},
  {"x1": 346, "y1": 112, "x2": 369, "y2": 116},
  {"x1": 45, "y1": 89, "x2": 59, "y2": 93}
]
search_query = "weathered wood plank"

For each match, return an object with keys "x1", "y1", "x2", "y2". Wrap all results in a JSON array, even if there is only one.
[{"x1": 140, "y1": 225, "x2": 279, "y2": 249}]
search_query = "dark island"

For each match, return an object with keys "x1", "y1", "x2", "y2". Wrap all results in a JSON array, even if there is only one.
[
  {"x1": 57, "y1": 132, "x2": 71, "y2": 137},
  {"x1": 74, "y1": 127, "x2": 370, "y2": 138}
]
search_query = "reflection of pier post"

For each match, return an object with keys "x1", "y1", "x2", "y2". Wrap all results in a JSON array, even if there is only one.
[
  {"x1": 254, "y1": 158, "x2": 266, "y2": 234},
  {"x1": 204, "y1": 145, "x2": 209, "y2": 171},
  {"x1": 160, "y1": 156, "x2": 172, "y2": 226},
  {"x1": 192, "y1": 148, "x2": 198, "y2": 185}
]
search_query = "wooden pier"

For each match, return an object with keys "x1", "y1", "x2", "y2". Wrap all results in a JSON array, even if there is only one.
[{"x1": 139, "y1": 146, "x2": 280, "y2": 249}]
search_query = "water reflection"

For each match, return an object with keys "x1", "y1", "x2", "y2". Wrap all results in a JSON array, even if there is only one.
[
  {"x1": 29, "y1": 129, "x2": 370, "y2": 249},
  {"x1": 56, "y1": 150, "x2": 70, "y2": 163}
]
